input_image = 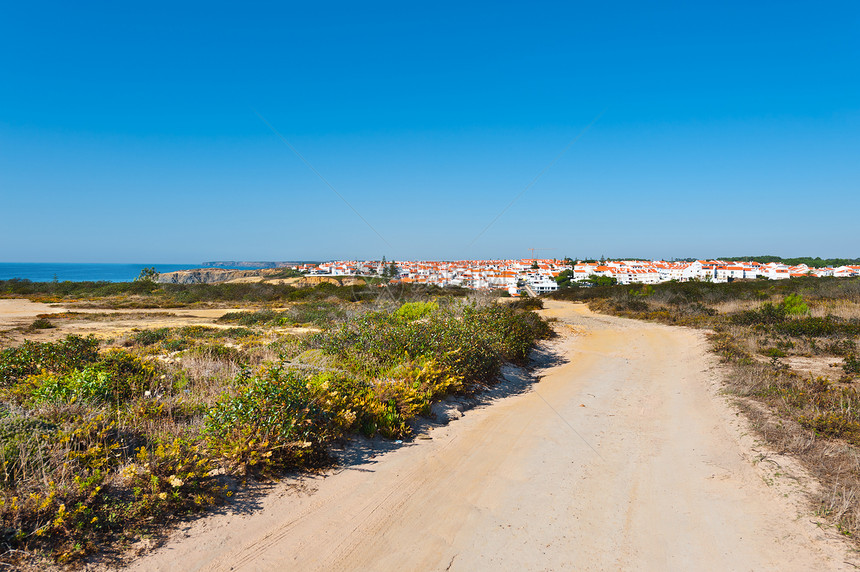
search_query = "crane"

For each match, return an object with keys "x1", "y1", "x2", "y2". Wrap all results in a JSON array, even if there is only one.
[{"x1": 527, "y1": 247, "x2": 555, "y2": 260}]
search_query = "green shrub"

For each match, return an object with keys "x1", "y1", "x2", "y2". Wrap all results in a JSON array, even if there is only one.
[
  {"x1": 30, "y1": 318, "x2": 55, "y2": 330},
  {"x1": 616, "y1": 298, "x2": 649, "y2": 312},
  {"x1": 782, "y1": 293, "x2": 809, "y2": 315},
  {"x1": 731, "y1": 302, "x2": 787, "y2": 326},
  {"x1": 777, "y1": 316, "x2": 841, "y2": 337},
  {"x1": 96, "y1": 350, "x2": 158, "y2": 393},
  {"x1": 799, "y1": 412, "x2": 860, "y2": 444},
  {"x1": 123, "y1": 437, "x2": 220, "y2": 520},
  {"x1": 393, "y1": 301, "x2": 438, "y2": 321},
  {"x1": 0, "y1": 335, "x2": 100, "y2": 386},
  {"x1": 205, "y1": 367, "x2": 335, "y2": 475},
  {"x1": 177, "y1": 325, "x2": 218, "y2": 338},
  {"x1": 763, "y1": 347, "x2": 787, "y2": 358},
  {"x1": 314, "y1": 303, "x2": 550, "y2": 383},
  {"x1": 131, "y1": 328, "x2": 170, "y2": 346},
  {"x1": 844, "y1": 355, "x2": 860, "y2": 377},
  {"x1": 217, "y1": 309, "x2": 283, "y2": 326},
  {"x1": 216, "y1": 327, "x2": 255, "y2": 339},
  {"x1": 509, "y1": 297, "x2": 544, "y2": 311},
  {"x1": 28, "y1": 351, "x2": 156, "y2": 405},
  {"x1": 31, "y1": 369, "x2": 119, "y2": 404},
  {"x1": 162, "y1": 339, "x2": 189, "y2": 352}
]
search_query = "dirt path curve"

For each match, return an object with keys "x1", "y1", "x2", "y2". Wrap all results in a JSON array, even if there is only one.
[{"x1": 125, "y1": 301, "x2": 853, "y2": 571}]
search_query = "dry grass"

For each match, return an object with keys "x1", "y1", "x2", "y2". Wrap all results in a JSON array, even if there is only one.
[
  {"x1": 734, "y1": 395, "x2": 860, "y2": 538},
  {"x1": 709, "y1": 323, "x2": 860, "y2": 538},
  {"x1": 810, "y1": 300, "x2": 860, "y2": 320},
  {"x1": 711, "y1": 299, "x2": 765, "y2": 315}
]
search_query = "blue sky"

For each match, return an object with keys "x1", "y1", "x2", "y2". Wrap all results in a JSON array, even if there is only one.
[{"x1": 1, "y1": 1, "x2": 858, "y2": 263}]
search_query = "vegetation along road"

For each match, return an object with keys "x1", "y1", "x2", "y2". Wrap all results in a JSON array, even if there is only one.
[{"x1": 128, "y1": 301, "x2": 853, "y2": 571}]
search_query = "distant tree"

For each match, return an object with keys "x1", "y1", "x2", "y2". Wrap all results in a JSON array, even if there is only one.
[
  {"x1": 587, "y1": 275, "x2": 617, "y2": 287},
  {"x1": 381, "y1": 257, "x2": 395, "y2": 279},
  {"x1": 530, "y1": 261, "x2": 539, "y2": 270},
  {"x1": 555, "y1": 269, "x2": 577, "y2": 289},
  {"x1": 135, "y1": 266, "x2": 159, "y2": 283}
]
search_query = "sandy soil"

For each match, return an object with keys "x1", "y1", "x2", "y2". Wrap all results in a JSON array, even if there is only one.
[
  {"x1": 0, "y1": 299, "x2": 68, "y2": 325},
  {"x1": 783, "y1": 355, "x2": 846, "y2": 379},
  {"x1": 117, "y1": 301, "x2": 855, "y2": 570},
  {"x1": 0, "y1": 299, "x2": 245, "y2": 345}
]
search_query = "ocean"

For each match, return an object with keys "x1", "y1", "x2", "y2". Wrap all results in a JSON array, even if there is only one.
[{"x1": 0, "y1": 263, "x2": 226, "y2": 283}]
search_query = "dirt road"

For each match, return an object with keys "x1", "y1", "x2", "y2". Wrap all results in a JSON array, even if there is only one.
[{"x1": 125, "y1": 301, "x2": 852, "y2": 571}]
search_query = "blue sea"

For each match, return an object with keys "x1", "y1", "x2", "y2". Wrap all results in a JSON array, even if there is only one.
[{"x1": 0, "y1": 263, "x2": 233, "y2": 283}]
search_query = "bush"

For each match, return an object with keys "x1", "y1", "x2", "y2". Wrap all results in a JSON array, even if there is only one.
[
  {"x1": 122, "y1": 437, "x2": 220, "y2": 521},
  {"x1": 205, "y1": 367, "x2": 336, "y2": 475},
  {"x1": 314, "y1": 302, "x2": 551, "y2": 383},
  {"x1": 844, "y1": 355, "x2": 860, "y2": 377},
  {"x1": 0, "y1": 335, "x2": 100, "y2": 386},
  {"x1": 763, "y1": 347, "x2": 787, "y2": 358},
  {"x1": 217, "y1": 327, "x2": 255, "y2": 339},
  {"x1": 31, "y1": 369, "x2": 119, "y2": 405},
  {"x1": 782, "y1": 293, "x2": 809, "y2": 315},
  {"x1": 616, "y1": 298, "x2": 649, "y2": 312},
  {"x1": 777, "y1": 316, "x2": 842, "y2": 338},
  {"x1": 393, "y1": 301, "x2": 438, "y2": 321},
  {"x1": 131, "y1": 328, "x2": 170, "y2": 346},
  {"x1": 509, "y1": 297, "x2": 544, "y2": 311},
  {"x1": 162, "y1": 339, "x2": 189, "y2": 352},
  {"x1": 96, "y1": 350, "x2": 158, "y2": 394},
  {"x1": 30, "y1": 318, "x2": 55, "y2": 330},
  {"x1": 25, "y1": 350, "x2": 157, "y2": 405},
  {"x1": 799, "y1": 412, "x2": 860, "y2": 444},
  {"x1": 731, "y1": 302, "x2": 787, "y2": 326},
  {"x1": 217, "y1": 309, "x2": 283, "y2": 326}
]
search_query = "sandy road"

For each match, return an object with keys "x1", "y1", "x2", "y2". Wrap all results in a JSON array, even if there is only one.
[{"x1": 125, "y1": 301, "x2": 852, "y2": 571}]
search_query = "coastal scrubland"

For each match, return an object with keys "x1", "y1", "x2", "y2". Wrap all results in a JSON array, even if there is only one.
[
  {"x1": 552, "y1": 276, "x2": 860, "y2": 538},
  {"x1": 0, "y1": 277, "x2": 469, "y2": 308},
  {"x1": 0, "y1": 281, "x2": 549, "y2": 567}
]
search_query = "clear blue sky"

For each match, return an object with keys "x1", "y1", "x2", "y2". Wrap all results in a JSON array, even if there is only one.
[{"x1": 1, "y1": 1, "x2": 858, "y2": 263}]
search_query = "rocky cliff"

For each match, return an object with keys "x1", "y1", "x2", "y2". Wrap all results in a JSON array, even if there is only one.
[
  {"x1": 156, "y1": 268, "x2": 367, "y2": 286},
  {"x1": 156, "y1": 268, "x2": 263, "y2": 284}
]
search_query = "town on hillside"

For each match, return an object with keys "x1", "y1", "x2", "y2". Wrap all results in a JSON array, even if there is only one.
[{"x1": 281, "y1": 259, "x2": 860, "y2": 296}]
